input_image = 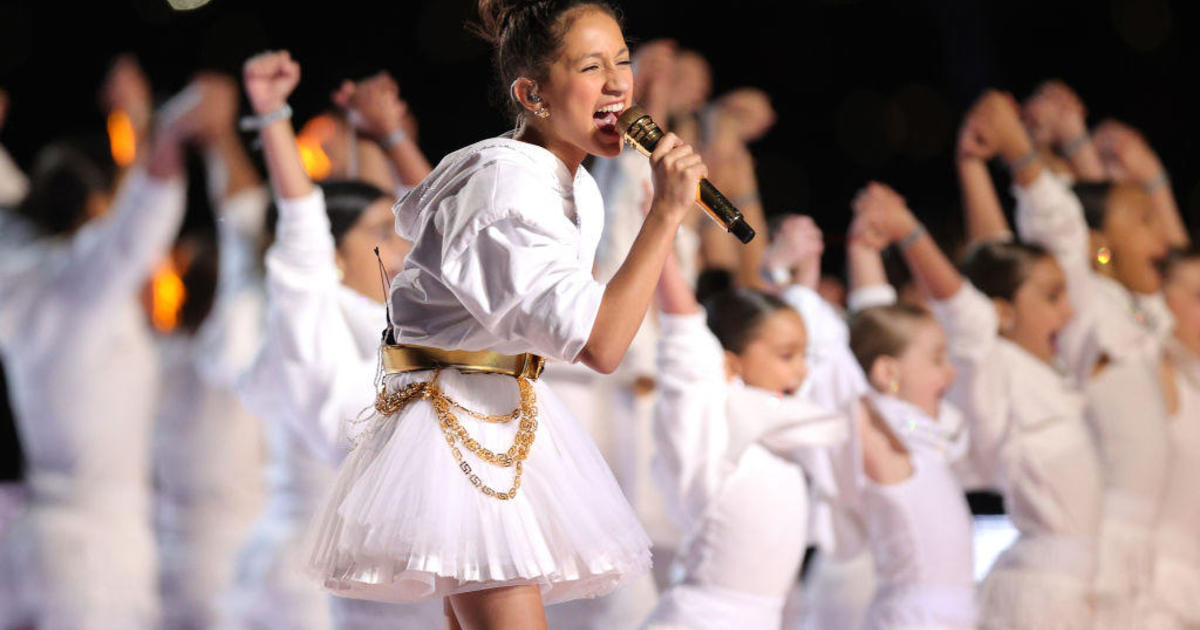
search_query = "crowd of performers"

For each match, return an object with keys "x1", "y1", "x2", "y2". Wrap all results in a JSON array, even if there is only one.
[{"x1": 0, "y1": 1, "x2": 1197, "y2": 629}]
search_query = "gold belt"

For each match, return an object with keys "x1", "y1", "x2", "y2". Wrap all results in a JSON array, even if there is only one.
[{"x1": 380, "y1": 344, "x2": 546, "y2": 381}]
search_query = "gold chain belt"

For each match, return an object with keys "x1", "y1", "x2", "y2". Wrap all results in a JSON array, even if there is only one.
[
  {"x1": 374, "y1": 345, "x2": 542, "y2": 501},
  {"x1": 381, "y1": 343, "x2": 546, "y2": 381}
]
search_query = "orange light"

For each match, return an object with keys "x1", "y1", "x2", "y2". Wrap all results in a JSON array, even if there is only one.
[
  {"x1": 149, "y1": 259, "x2": 186, "y2": 332},
  {"x1": 107, "y1": 110, "x2": 137, "y2": 167},
  {"x1": 297, "y1": 136, "x2": 332, "y2": 180}
]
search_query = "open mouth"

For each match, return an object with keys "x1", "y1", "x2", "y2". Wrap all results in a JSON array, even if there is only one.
[{"x1": 593, "y1": 102, "x2": 625, "y2": 136}]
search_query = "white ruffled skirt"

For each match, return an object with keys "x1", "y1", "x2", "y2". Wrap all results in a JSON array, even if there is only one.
[
  {"x1": 977, "y1": 534, "x2": 1096, "y2": 630},
  {"x1": 303, "y1": 369, "x2": 652, "y2": 605}
]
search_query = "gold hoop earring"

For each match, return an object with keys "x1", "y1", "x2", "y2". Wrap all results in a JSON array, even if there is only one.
[{"x1": 1096, "y1": 246, "x2": 1112, "y2": 266}]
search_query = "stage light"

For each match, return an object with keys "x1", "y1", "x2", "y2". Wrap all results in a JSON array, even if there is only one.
[
  {"x1": 149, "y1": 258, "x2": 186, "y2": 332},
  {"x1": 107, "y1": 110, "x2": 137, "y2": 167},
  {"x1": 166, "y1": 0, "x2": 212, "y2": 10}
]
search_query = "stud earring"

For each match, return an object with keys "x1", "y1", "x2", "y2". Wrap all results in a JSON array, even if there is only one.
[
  {"x1": 1096, "y1": 246, "x2": 1112, "y2": 266},
  {"x1": 888, "y1": 380, "x2": 899, "y2": 394},
  {"x1": 533, "y1": 106, "x2": 549, "y2": 119}
]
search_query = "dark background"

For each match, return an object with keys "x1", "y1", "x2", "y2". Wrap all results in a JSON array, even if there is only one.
[{"x1": 0, "y1": 0, "x2": 1197, "y2": 478}]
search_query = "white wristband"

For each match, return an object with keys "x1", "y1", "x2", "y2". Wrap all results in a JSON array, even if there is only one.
[
  {"x1": 380, "y1": 128, "x2": 410, "y2": 150},
  {"x1": 239, "y1": 103, "x2": 292, "y2": 132}
]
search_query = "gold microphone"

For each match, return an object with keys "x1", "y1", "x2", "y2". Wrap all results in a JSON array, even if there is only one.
[{"x1": 616, "y1": 105, "x2": 755, "y2": 244}]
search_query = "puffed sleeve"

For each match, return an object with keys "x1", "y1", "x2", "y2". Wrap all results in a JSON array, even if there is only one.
[
  {"x1": 930, "y1": 282, "x2": 1011, "y2": 488},
  {"x1": 437, "y1": 168, "x2": 606, "y2": 362},
  {"x1": 652, "y1": 310, "x2": 731, "y2": 532}
]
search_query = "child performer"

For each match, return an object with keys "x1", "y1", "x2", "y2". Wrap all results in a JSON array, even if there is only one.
[
  {"x1": 642, "y1": 241, "x2": 846, "y2": 629},
  {"x1": 871, "y1": 98, "x2": 1106, "y2": 629},
  {"x1": 300, "y1": 1, "x2": 708, "y2": 627},
  {"x1": 232, "y1": 53, "x2": 443, "y2": 629},
  {"x1": 841, "y1": 185, "x2": 978, "y2": 630}
]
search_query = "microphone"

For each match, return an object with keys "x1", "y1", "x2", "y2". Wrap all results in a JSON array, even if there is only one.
[{"x1": 616, "y1": 105, "x2": 756, "y2": 244}]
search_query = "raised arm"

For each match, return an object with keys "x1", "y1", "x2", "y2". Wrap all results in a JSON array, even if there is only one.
[
  {"x1": 762, "y1": 214, "x2": 824, "y2": 292},
  {"x1": 1023, "y1": 80, "x2": 1106, "y2": 182},
  {"x1": 957, "y1": 93, "x2": 1011, "y2": 245},
  {"x1": 243, "y1": 51, "x2": 313, "y2": 201},
  {"x1": 845, "y1": 208, "x2": 895, "y2": 312},
  {"x1": 1094, "y1": 119, "x2": 1189, "y2": 248},
  {"x1": 334, "y1": 72, "x2": 433, "y2": 189},
  {"x1": 853, "y1": 182, "x2": 963, "y2": 302}
]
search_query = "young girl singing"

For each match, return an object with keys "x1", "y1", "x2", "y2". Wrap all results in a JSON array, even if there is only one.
[
  {"x1": 841, "y1": 185, "x2": 978, "y2": 630},
  {"x1": 299, "y1": 1, "x2": 708, "y2": 627},
  {"x1": 643, "y1": 241, "x2": 846, "y2": 629},
  {"x1": 868, "y1": 95, "x2": 1107, "y2": 629}
]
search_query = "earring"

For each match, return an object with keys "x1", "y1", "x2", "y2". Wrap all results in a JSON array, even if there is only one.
[
  {"x1": 533, "y1": 106, "x2": 549, "y2": 119},
  {"x1": 1096, "y1": 246, "x2": 1112, "y2": 266},
  {"x1": 336, "y1": 267, "x2": 345, "y2": 282},
  {"x1": 888, "y1": 380, "x2": 899, "y2": 394}
]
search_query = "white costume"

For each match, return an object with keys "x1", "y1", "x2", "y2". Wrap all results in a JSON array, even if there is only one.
[
  {"x1": 1144, "y1": 338, "x2": 1200, "y2": 630},
  {"x1": 642, "y1": 311, "x2": 846, "y2": 630},
  {"x1": 1014, "y1": 172, "x2": 1171, "y2": 624},
  {"x1": 154, "y1": 186, "x2": 269, "y2": 630},
  {"x1": 0, "y1": 167, "x2": 184, "y2": 629},
  {"x1": 930, "y1": 282, "x2": 1103, "y2": 629},
  {"x1": 858, "y1": 393, "x2": 976, "y2": 630},
  {"x1": 230, "y1": 187, "x2": 441, "y2": 628},
  {"x1": 303, "y1": 137, "x2": 651, "y2": 605}
]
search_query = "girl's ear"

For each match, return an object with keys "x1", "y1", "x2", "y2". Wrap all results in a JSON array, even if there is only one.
[
  {"x1": 868, "y1": 356, "x2": 899, "y2": 394},
  {"x1": 992, "y1": 297, "x2": 1017, "y2": 335},
  {"x1": 510, "y1": 77, "x2": 542, "y2": 117},
  {"x1": 724, "y1": 350, "x2": 742, "y2": 381}
]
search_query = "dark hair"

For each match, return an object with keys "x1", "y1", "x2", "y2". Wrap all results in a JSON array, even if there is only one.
[
  {"x1": 14, "y1": 143, "x2": 109, "y2": 236},
  {"x1": 848, "y1": 303, "x2": 932, "y2": 376},
  {"x1": 1072, "y1": 181, "x2": 1115, "y2": 230},
  {"x1": 960, "y1": 239, "x2": 1054, "y2": 302},
  {"x1": 319, "y1": 180, "x2": 391, "y2": 246},
  {"x1": 703, "y1": 288, "x2": 795, "y2": 354},
  {"x1": 471, "y1": 0, "x2": 622, "y2": 120},
  {"x1": 1165, "y1": 245, "x2": 1200, "y2": 280}
]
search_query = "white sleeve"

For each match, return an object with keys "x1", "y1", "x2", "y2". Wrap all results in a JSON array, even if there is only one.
[
  {"x1": 781, "y1": 285, "x2": 870, "y2": 418},
  {"x1": 58, "y1": 166, "x2": 185, "y2": 305},
  {"x1": 1013, "y1": 171, "x2": 1096, "y2": 377},
  {"x1": 440, "y1": 215, "x2": 606, "y2": 363},
  {"x1": 930, "y1": 283, "x2": 1011, "y2": 488},
  {"x1": 652, "y1": 311, "x2": 731, "y2": 533},
  {"x1": 260, "y1": 189, "x2": 369, "y2": 460},
  {"x1": 846, "y1": 284, "x2": 897, "y2": 313}
]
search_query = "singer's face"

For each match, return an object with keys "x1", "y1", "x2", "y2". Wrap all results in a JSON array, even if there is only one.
[
  {"x1": 732, "y1": 309, "x2": 809, "y2": 397},
  {"x1": 539, "y1": 8, "x2": 632, "y2": 160}
]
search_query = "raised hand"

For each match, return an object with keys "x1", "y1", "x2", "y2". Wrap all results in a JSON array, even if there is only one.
[
  {"x1": 847, "y1": 209, "x2": 890, "y2": 254},
  {"x1": 100, "y1": 54, "x2": 153, "y2": 133},
  {"x1": 712, "y1": 87, "x2": 776, "y2": 144},
  {"x1": 957, "y1": 109, "x2": 1000, "y2": 162},
  {"x1": 632, "y1": 39, "x2": 676, "y2": 122},
  {"x1": 180, "y1": 72, "x2": 240, "y2": 145},
  {"x1": 1093, "y1": 119, "x2": 1164, "y2": 184},
  {"x1": 852, "y1": 182, "x2": 918, "y2": 244},
  {"x1": 333, "y1": 72, "x2": 408, "y2": 140},
  {"x1": 1022, "y1": 79, "x2": 1088, "y2": 147},
  {"x1": 243, "y1": 50, "x2": 300, "y2": 116},
  {"x1": 763, "y1": 214, "x2": 824, "y2": 289}
]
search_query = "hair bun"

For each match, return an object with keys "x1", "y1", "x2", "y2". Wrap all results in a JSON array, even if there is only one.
[{"x1": 472, "y1": 0, "x2": 528, "y2": 44}]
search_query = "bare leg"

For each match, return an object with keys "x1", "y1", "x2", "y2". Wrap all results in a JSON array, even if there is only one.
[
  {"x1": 444, "y1": 597, "x2": 464, "y2": 630},
  {"x1": 447, "y1": 585, "x2": 548, "y2": 630}
]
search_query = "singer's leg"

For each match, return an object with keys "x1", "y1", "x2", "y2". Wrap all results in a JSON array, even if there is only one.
[{"x1": 447, "y1": 585, "x2": 548, "y2": 630}]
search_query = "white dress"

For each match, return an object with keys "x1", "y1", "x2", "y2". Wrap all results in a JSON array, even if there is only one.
[
  {"x1": 303, "y1": 137, "x2": 652, "y2": 605},
  {"x1": 1014, "y1": 171, "x2": 1171, "y2": 624},
  {"x1": 154, "y1": 186, "x2": 269, "y2": 630},
  {"x1": 229, "y1": 188, "x2": 442, "y2": 629},
  {"x1": 1144, "y1": 338, "x2": 1200, "y2": 630},
  {"x1": 0, "y1": 167, "x2": 184, "y2": 629},
  {"x1": 859, "y1": 393, "x2": 976, "y2": 630},
  {"x1": 641, "y1": 311, "x2": 847, "y2": 630},
  {"x1": 930, "y1": 282, "x2": 1103, "y2": 630}
]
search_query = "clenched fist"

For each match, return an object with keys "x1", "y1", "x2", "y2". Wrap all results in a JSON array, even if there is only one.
[{"x1": 243, "y1": 50, "x2": 300, "y2": 115}]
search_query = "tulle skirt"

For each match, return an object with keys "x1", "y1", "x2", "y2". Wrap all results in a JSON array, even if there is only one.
[{"x1": 303, "y1": 368, "x2": 652, "y2": 605}]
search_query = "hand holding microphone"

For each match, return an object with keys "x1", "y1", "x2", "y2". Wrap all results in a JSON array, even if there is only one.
[{"x1": 618, "y1": 105, "x2": 756, "y2": 243}]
